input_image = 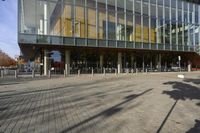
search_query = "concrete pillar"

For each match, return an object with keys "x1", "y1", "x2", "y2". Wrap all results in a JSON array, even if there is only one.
[
  {"x1": 117, "y1": 52, "x2": 122, "y2": 74},
  {"x1": 188, "y1": 61, "x2": 192, "y2": 72},
  {"x1": 44, "y1": 50, "x2": 49, "y2": 76},
  {"x1": 100, "y1": 54, "x2": 104, "y2": 68},
  {"x1": 65, "y1": 50, "x2": 70, "y2": 76}
]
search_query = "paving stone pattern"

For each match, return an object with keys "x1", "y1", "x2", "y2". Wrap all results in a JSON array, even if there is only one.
[{"x1": 0, "y1": 73, "x2": 200, "y2": 133}]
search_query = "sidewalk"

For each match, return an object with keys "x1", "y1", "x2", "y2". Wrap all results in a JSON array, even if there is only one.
[{"x1": 0, "y1": 72, "x2": 200, "y2": 133}]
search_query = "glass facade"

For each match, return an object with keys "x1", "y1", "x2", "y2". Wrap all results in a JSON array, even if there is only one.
[{"x1": 18, "y1": 0, "x2": 200, "y2": 52}]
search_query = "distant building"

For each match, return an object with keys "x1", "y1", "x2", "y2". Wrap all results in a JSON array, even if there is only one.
[{"x1": 18, "y1": 0, "x2": 200, "y2": 75}]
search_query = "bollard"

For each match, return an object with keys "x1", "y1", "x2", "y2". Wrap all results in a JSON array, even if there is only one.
[
  {"x1": 64, "y1": 70, "x2": 66, "y2": 78},
  {"x1": 1, "y1": 70, "x2": 4, "y2": 78},
  {"x1": 136, "y1": 68, "x2": 138, "y2": 75},
  {"x1": 103, "y1": 68, "x2": 106, "y2": 76},
  {"x1": 91, "y1": 68, "x2": 94, "y2": 77},
  {"x1": 131, "y1": 69, "x2": 134, "y2": 74},
  {"x1": 48, "y1": 70, "x2": 51, "y2": 78},
  {"x1": 126, "y1": 69, "x2": 129, "y2": 75},
  {"x1": 15, "y1": 70, "x2": 18, "y2": 79},
  {"x1": 32, "y1": 70, "x2": 35, "y2": 78},
  {"x1": 115, "y1": 69, "x2": 117, "y2": 75},
  {"x1": 78, "y1": 70, "x2": 80, "y2": 77}
]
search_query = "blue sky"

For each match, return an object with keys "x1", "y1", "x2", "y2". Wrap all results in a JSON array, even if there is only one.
[{"x1": 0, "y1": 0, "x2": 19, "y2": 58}]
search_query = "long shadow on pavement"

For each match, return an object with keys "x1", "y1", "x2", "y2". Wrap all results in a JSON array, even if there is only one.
[
  {"x1": 158, "y1": 80, "x2": 200, "y2": 133},
  {"x1": 0, "y1": 76, "x2": 132, "y2": 99},
  {"x1": 184, "y1": 78, "x2": 200, "y2": 85},
  {"x1": 186, "y1": 119, "x2": 200, "y2": 133},
  {"x1": 163, "y1": 81, "x2": 200, "y2": 101},
  {"x1": 60, "y1": 88, "x2": 153, "y2": 133}
]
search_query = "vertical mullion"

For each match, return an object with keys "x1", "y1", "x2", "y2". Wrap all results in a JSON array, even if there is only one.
[
  {"x1": 73, "y1": 0, "x2": 75, "y2": 45},
  {"x1": 169, "y1": 0, "x2": 172, "y2": 50},
  {"x1": 193, "y1": 4, "x2": 195, "y2": 47},
  {"x1": 163, "y1": 0, "x2": 165, "y2": 48},
  {"x1": 182, "y1": 1, "x2": 184, "y2": 50},
  {"x1": 124, "y1": 0, "x2": 127, "y2": 46},
  {"x1": 187, "y1": 3, "x2": 190, "y2": 47},
  {"x1": 149, "y1": 0, "x2": 151, "y2": 49},
  {"x1": 60, "y1": 0, "x2": 62, "y2": 36},
  {"x1": 156, "y1": 0, "x2": 158, "y2": 49},
  {"x1": 133, "y1": 0, "x2": 135, "y2": 48},
  {"x1": 141, "y1": 0, "x2": 143, "y2": 48},
  {"x1": 115, "y1": 0, "x2": 117, "y2": 47},
  {"x1": 18, "y1": 0, "x2": 20, "y2": 39},
  {"x1": 199, "y1": 5, "x2": 200, "y2": 48},
  {"x1": 176, "y1": 0, "x2": 178, "y2": 50},
  {"x1": 61, "y1": 0, "x2": 63, "y2": 44},
  {"x1": 96, "y1": 0, "x2": 98, "y2": 42},
  {"x1": 85, "y1": 0, "x2": 87, "y2": 43},
  {"x1": 106, "y1": 0, "x2": 108, "y2": 46},
  {"x1": 35, "y1": 0, "x2": 37, "y2": 35}
]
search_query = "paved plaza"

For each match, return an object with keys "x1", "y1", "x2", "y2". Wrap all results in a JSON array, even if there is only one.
[{"x1": 0, "y1": 73, "x2": 200, "y2": 133}]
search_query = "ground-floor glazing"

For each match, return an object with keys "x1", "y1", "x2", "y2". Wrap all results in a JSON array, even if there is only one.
[{"x1": 36, "y1": 47, "x2": 196, "y2": 75}]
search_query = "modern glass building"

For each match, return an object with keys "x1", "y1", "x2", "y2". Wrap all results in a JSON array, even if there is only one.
[{"x1": 18, "y1": 0, "x2": 200, "y2": 75}]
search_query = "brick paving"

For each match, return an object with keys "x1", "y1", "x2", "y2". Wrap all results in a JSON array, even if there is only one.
[{"x1": 0, "y1": 73, "x2": 200, "y2": 133}]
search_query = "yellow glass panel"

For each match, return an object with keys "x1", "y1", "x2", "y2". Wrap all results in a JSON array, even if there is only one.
[
  {"x1": 54, "y1": 18, "x2": 61, "y2": 36},
  {"x1": 63, "y1": 5, "x2": 72, "y2": 37},
  {"x1": 150, "y1": 29, "x2": 156, "y2": 43},
  {"x1": 143, "y1": 26, "x2": 149, "y2": 43},
  {"x1": 127, "y1": 18, "x2": 133, "y2": 41},
  {"x1": 135, "y1": 25, "x2": 141, "y2": 42},
  {"x1": 75, "y1": 6, "x2": 85, "y2": 38},
  {"x1": 98, "y1": 11, "x2": 106, "y2": 39},
  {"x1": 88, "y1": 8, "x2": 96, "y2": 39},
  {"x1": 64, "y1": 19, "x2": 72, "y2": 36}
]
